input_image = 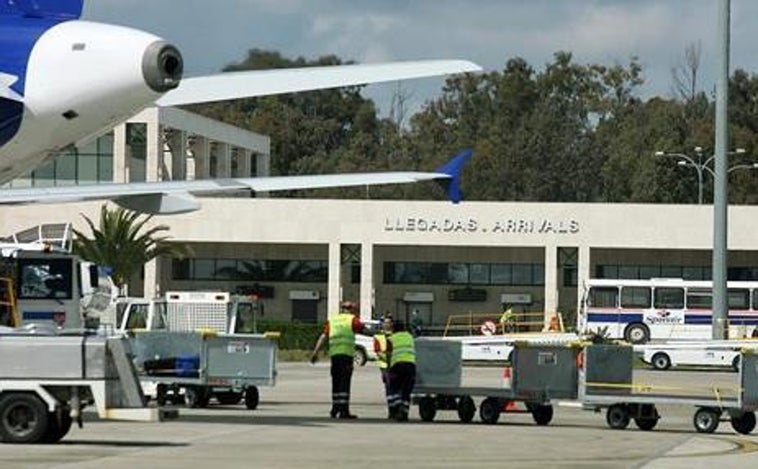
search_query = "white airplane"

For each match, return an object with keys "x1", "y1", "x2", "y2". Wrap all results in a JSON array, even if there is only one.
[{"x1": 0, "y1": 0, "x2": 480, "y2": 214}]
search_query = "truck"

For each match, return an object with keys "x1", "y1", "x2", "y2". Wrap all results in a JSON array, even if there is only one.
[
  {"x1": 0, "y1": 329, "x2": 174, "y2": 444},
  {"x1": 112, "y1": 291, "x2": 278, "y2": 409}
]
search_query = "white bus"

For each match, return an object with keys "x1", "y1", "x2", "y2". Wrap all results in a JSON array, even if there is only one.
[{"x1": 579, "y1": 278, "x2": 758, "y2": 344}]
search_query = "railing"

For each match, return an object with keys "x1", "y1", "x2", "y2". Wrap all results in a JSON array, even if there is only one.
[{"x1": 443, "y1": 311, "x2": 563, "y2": 337}]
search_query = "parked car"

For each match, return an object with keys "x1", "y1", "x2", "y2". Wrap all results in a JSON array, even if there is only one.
[{"x1": 354, "y1": 320, "x2": 381, "y2": 366}]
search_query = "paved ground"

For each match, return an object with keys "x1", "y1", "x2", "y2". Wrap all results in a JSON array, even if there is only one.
[{"x1": 2, "y1": 363, "x2": 758, "y2": 469}]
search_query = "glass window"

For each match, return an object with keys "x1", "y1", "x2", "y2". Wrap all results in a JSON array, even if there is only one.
[
  {"x1": 683, "y1": 266, "x2": 705, "y2": 281},
  {"x1": 77, "y1": 153, "x2": 98, "y2": 183},
  {"x1": 532, "y1": 264, "x2": 545, "y2": 286},
  {"x1": 596, "y1": 265, "x2": 618, "y2": 279},
  {"x1": 125, "y1": 304, "x2": 148, "y2": 329},
  {"x1": 728, "y1": 289, "x2": 750, "y2": 310},
  {"x1": 491, "y1": 264, "x2": 512, "y2": 285},
  {"x1": 429, "y1": 263, "x2": 448, "y2": 284},
  {"x1": 18, "y1": 258, "x2": 73, "y2": 300},
  {"x1": 686, "y1": 289, "x2": 712, "y2": 309},
  {"x1": 639, "y1": 265, "x2": 660, "y2": 280},
  {"x1": 214, "y1": 259, "x2": 238, "y2": 280},
  {"x1": 620, "y1": 287, "x2": 651, "y2": 308},
  {"x1": 55, "y1": 152, "x2": 77, "y2": 183},
  {"x1": 469, "y1": 264, "x2": 489, "y2": 285},
  {"x1": 238, "y1": 260, "x2": 266, "y2": 281},
  {"x1": 589, "y1": 287, "x2": 618, "y2": 308},
  {"x1": 447, "y1": 263, "x2": 469, "y2": 284},
  {"x1": 172, "y1": 259, "x2": 190, "y2": 280},
  {"x1": 654, "y1": 287, "x2": 684, "y2": 309},
  {"x1": 618, "y1": 266, "x2": 638, "y2": 279},
  {"x1": 512, "y1": 264, "x2": 532, "y2": 286},
  {"x1": 193, "y1": 259, "x2": 215, "y2": 280},
  {"x1": 660, "y1": 266, "x2": 682, "y2": 278}
]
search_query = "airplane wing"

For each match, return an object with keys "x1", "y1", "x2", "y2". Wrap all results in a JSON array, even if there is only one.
[
  {"x1": 0, "y1": 150, "x2": 471, "y2": 215},
  {"x1": 156, "y1": 60, "x2": 481, "y2": 107}
]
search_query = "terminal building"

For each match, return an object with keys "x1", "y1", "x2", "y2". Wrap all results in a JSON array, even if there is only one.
[{"x1": 3, "y1": 109, "x2": 758, "y2": 330}]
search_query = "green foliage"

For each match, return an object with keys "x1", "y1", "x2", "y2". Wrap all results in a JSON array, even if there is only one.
[
  {"x1": 72, "y1": 205, "x2": 190, "y2": 289},
  {"x1": 257, "y1": 320, "x2": 323, "y2": 350}
]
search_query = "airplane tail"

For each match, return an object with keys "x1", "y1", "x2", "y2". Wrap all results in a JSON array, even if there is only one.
[
  {"x1": 435, "y1": 149, "x2": 472, "y2": 204},
  {"x1": 0, "y1": 0, "x2": 83, "y2": 19}
]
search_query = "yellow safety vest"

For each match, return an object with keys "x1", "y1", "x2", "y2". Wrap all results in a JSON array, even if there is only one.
[
  {"x1": 329, "y1": 313, "x2": 355, "y2": 357},
  {"x1": 375, "y1": 333, "x2": 388, "y2": 369},
  {"x1": 389, "y1": 331, "x2": 416, "y2": 367}
]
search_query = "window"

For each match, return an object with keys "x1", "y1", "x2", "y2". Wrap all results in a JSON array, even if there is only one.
[
  {"x1": 686, "y1": 289, "x2": 712, "y2": 309},
  {"x1": 469, "y1": 264, "x2": 490, "y2": 285},
  {"x1": 512, "y1": 264, "x2": 532, "y2": 286},
  {"x1": 447, "y1": 263, "x2": 469, "y2": 284},
  {"x1": 17, "y1": 258, "x2": 73, "y2": 300},
  {"x1": 728, "y1": 289, "x2": 750, "y2": 310},
  {"x1": 620, "y1": 287, "x2": 651, "y2": 308},
  {"x1": 491, "y1": 264, "x2": 512, "y2": 285},
  {"x1": 654, "y1": 288, "x2": 684, "y2": 309},
  {"x1": 589, "y1": 287, "x2": 618, "y2": 308}
]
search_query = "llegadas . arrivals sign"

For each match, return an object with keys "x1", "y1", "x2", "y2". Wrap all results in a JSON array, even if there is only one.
[{"x1": 383, "y1": 217, "x2": 579, "y2": 234}]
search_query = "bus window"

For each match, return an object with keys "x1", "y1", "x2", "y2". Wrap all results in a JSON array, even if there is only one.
[
  {"x1": 620, "y1": 287, "x2": 651, "y2": 309},
  {"x1": 588, "y1": 287, "x2": 618, "y2": 308},
  {"x1": 728, "y1": 289, "x2": 750, "y2": 310},
  {"x1": 654, "y1": 288, "x2": 684, "y2": 309},
  {"x1": 686, "y1": 289, "x2": 712, "y2": 309}
]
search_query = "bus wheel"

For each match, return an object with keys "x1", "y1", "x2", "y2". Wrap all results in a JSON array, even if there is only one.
[
  {"x1": 651, "y1": 353, "x2": 671, "y2": 371},
  {"x1": 624, "y1": 324, "x2": 650, "y2": 344}
]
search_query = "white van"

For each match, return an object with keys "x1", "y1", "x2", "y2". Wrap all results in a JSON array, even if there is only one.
[{"x1": 639, "y1": 340, "x2": 758, "y2": 371}]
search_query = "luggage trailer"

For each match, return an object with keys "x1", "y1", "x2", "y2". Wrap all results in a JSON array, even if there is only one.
[
  {"x1": 579, "y1": 345, "x2": 758, "y2": 434},
  {"x1": 130, "y1": 330, "x2": 277, "y2": 409},
  {"x1": 412, "y1": 339, "x2": 579, "y2": 425},
  {"x1": 0, "y1": 332, "x2": 174, "y2": 444}
]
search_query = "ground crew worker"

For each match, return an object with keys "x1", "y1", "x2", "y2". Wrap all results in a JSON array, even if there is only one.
[
  {"x1": 386, "y1": 320, "x2": 416, "y2": 422},
  {"x1": 373, "y1": 313, "x2": 394, "y2": 418},
  {"x1": 500, "y1": 304, "x2": 516, "y2": 333},
  {"x1": 310, "y1": 301, "x2": 365, "y2": 419}
]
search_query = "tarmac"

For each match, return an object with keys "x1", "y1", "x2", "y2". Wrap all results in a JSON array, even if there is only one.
[{"x1": 2, "y1": 363, "x2": 758, "y2": 469}]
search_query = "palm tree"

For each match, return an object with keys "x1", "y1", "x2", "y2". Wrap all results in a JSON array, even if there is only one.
[{"x1": 72, "y1": 204, "x2": 190, "y2": 292}]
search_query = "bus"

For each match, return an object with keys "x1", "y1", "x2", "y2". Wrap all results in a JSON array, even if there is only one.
[{"x1": 579, "y1": 278, "x2": 758, "y2": 344}]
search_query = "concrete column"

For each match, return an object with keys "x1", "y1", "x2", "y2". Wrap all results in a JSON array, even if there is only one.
[
  {"x1": 191, "y1": 136, "x2": 210, "y2": 180},
  {"x1": 256, "y1": 151, "x2": 270, "y2": 198},
  {"x1": 544, "y1": 245, "x2": 558, "y2": 314},
  {"x1": 216, "y1": 142, "x2": 231, "y2": 177},
  {"x1": 238, "y1": 149, "x2": 252, "y2": 177},
  {"x1": 168, "y1": 130, "x2": 187, "y2": 180},
  {"x1": 112, "y1": 124, "x2": 127, "y2": 183},
  {"x1": 145, "y1": 121, "x2": 160, "y2": 182},
  {"x1": 577, "y1": 246, "x2": 591, "y2": 313},
  {"x1": 359, "y1": 242, "x2": 374, "y2": 321},
  {"x1": 328, "y1": 242, "x2": 342, "y2": 318},
  {"x1": 143, "y1": 258, "x2": 158, "y2": 299}
]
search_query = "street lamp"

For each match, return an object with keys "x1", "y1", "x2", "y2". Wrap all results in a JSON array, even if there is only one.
[{"x1": 654, "y1": 147, "x2": 752, "y2": 204}]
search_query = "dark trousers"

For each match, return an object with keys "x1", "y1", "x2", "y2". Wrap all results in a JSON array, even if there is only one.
[
  {"x1": 388, "y1": 362, "x2": 416, "y2": 420},
  {"x1": 380, "y1": 368, "x2": 391, "y2": 413},
  {"x1": 330, "y1": 354, "x2": 354, "y2": 415}
]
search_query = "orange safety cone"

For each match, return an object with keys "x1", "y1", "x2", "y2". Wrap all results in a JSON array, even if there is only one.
[
  {"x1": 501, "y1": 366, "x2": 512, "y2": 389},
  {"x1": 502, "y1": 400, "x2": 519, "y2": 412}
]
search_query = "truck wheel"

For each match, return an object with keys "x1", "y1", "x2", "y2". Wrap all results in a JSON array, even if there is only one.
[
  {"x1": 606, "y1": 404, "x2": 630, "y2": 430},
  {"x1": 531, "y1": 404, "x2": 554, "y2": 426},
  {"x1": 634, "y1": 417, "x2": 658, "y2": 431},
  {"x1": 730, "y1": 412, "x2": 756, "y2": 435},
  {"x1": 245, "y1": 386, "x2": 260, "y2": 410},
  {"x1": 479, "y1": 397, "x2": 501, "y2": 425},
  {"x1": 216, "y1": 392, "x2": 242, "y2": 406},
  {"x1": 418, "y1": 396, "x2": 436, "y2": 422},
  {"x1": 353, "y1": 347, "x2": 368, "y2": 367},
  {"x1": 694, "y1": 407, "x2": 720, "y2": 434},
  {"x1": 42, "y1": 411, "x2": 73, "y2": 443},
  {"x1": 156, "y1": 384, "x2": 168, "y2": 407},
  {"x1": 651, "y1": 353, "x2": 671, "y2": 371},
  {"x1": 0, "y1": 393, "x2": 49, "y2": 443},
  {"x1": 457, "y1": 395, "x2": 476, "y2": 423},
  {"x1": 624, "y1": 324, "x2": 650, "y2": 344},
  {"x1": 185, "y1": 387, "x2": 210, "y2": 409}
]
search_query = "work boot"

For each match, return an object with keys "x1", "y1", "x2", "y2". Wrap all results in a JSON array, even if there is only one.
[
  {"x1": 338, "y1": 409, "x2": 358, "y2": 419},
  {"x1": 329, "y1": 406, "x2": 339, "y2": 419}
]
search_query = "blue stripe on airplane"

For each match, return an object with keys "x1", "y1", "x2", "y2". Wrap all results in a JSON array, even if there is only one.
[{"x1": 0, "y1": 0, "x2": 83, "y2": 20}]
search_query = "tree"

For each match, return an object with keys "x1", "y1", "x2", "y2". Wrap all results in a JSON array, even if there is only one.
[{"x1": 72, "y1": 205, "x2": 190, "y2": 292}]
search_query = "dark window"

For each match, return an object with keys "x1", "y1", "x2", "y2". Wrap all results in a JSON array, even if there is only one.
[
  {"x1": 588, "y1": 287, "x2": 618, "y2": 308},
  {"x1": 686, "y1": 289, "x2": 712, "y2": 309},
  {"x1": 620, "y1": 287, "x2": 651, "y2": 308},
  {"x1": 728, "y1": 289, "x2": 750, "y2": 310},
  {"x1": 17, "y1": 258, "x2": 73, "y2": 300},
  {"x1": 654, "y1": 287, "x2": 684, "y2": 309}
]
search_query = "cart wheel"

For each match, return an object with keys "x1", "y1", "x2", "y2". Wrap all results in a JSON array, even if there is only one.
[
  {"x1": 606, "y1": 404, "x2": 630, "y2": 430},
  {"x1": 0, "y1": 393, "x2": 49, "y2": 443},
  {"x1": 634, "y1": 404, "x2": 659, "y2": 431},
  {"x1": 156, "y1": 384, "x2": 168, "y2": 407},
  {"x1": 730, "y1": 411, "x2": 756, "y2": 435},
  {"x1": 418, "y1": 396, "x2": 436, "y2": 422},
  {"x1": 479, "y1": 397, "x2": 501, "y2": 425},
  {"x1": 531, "y1": 404, "x2": 554, "y2": 426},
  {"x1": 42, "y1": 410, "x2": 73, "y2": 443},
  {"x1": 185, "y1": 386, "x2": 209, "y2": 409},
  {"x1": 245, "y1": 386, "x2": 260, "y2": 410},
  {"x1": 693, "y1": 407, "x2": 720, "y2": 434},
  {"x1": 457, "y1": 395, "x2": 476, "y2": 423},
  {"x1": 216, "y1": 392, "x2": 243, "y2": 406}
]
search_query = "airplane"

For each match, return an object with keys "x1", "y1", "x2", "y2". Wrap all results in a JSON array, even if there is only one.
[{"x1": 0, "y1": 0, "x2": 480, "y2": 214}]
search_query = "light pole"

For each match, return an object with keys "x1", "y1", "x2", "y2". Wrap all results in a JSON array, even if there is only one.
[{"x1": 654, "y1": 147, "x2": 750, "y2": 204}]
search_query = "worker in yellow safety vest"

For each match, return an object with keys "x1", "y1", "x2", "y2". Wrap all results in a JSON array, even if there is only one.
[
  {"x1": 386, "y1": 320, "x2": 416, "y2": 422},
  {"x1": 500, "y1": 304, "x2": 516, "y2": 333},
  {"x1": 373, "y1": 313, "x2": 394, "y2": 418},
  {"x1": 311, "y1": 301, "x2": 365, "y2": 419}
]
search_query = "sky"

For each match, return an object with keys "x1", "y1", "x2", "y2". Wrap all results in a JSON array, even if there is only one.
[{"x1": 83, "y1": 0, "x2": 758, "y2": 117}]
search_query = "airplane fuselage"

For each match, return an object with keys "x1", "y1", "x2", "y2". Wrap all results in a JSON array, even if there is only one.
[{"x1": 0, "y1": 19, "x2": 182, "y2": 184}]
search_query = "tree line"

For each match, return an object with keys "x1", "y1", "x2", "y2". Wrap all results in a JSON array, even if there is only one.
[{"x1": 192, "y1": 49, "x2": 758, "y2": 205}]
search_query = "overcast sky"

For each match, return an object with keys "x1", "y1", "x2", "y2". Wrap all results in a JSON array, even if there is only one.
[{"x1": 84, "y1": 1, "x2": 758, "y2": 116}]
